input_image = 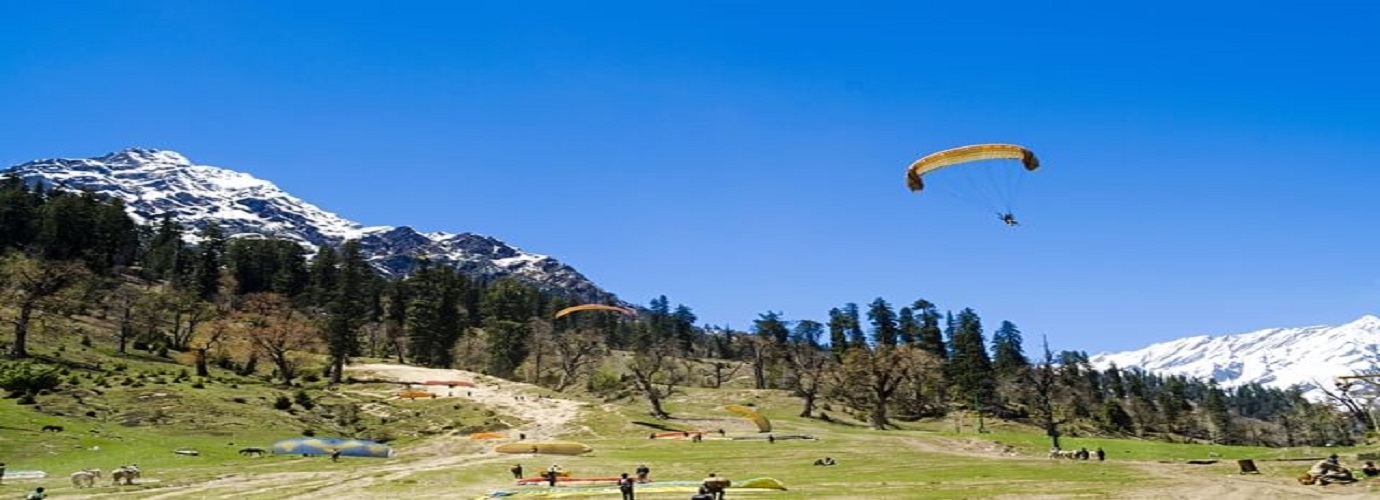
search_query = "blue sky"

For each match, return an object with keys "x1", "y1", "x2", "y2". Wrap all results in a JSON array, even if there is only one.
[{"x1": 3, "y1": 1, "x2": 1377, "y2": 353}]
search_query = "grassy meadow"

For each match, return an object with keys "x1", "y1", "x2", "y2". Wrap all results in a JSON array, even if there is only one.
[{"x1": 2, "y1": 328, "x2": 1378, "y2": 499}]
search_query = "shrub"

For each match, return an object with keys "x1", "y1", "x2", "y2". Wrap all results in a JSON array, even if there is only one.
[
  {"x1": 273, "y1": 395, "x2": 292, "y2": 410},
  {"x1": 586, "y1": 366, "x2": 623, "y2": 394},
  {"x1": 302, "y1": 428, "x2": 316, "y2": 437},
  {"x1": 0, "y1": 363, "x2": 62, "y2": 397},
  {"x1": 294, "y1": 389, "x2": 315, "y2": 410}
]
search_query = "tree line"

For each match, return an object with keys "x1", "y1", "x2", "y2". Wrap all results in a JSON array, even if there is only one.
[{"x1": 0, "y1": 176, "x2": 1365, "y2": 448}]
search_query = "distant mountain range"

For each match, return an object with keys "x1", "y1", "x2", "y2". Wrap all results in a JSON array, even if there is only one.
[
  {"x1": 1089, "y1": 315, "x2": 1380, "y2": 400},
  {"x1": 4, "y1": 148, "x2": 614, "y2": 301}
]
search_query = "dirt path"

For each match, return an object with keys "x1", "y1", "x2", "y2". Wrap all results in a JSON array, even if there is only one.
[{"x1": 61, "y1": 363, "x2": 587, "y2": 500}]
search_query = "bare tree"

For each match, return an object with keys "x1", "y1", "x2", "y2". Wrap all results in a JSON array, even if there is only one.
[
  {"x1": 549, "y1": 328, "x2": 607, "y2": 391},
  {"x1": 1317, "y1": 377, "x2": 1380, "y2": 434},
  {"x1": 786, "y1": 343, "x2": 835, "y2": 417},
  {"x1": 167, "y1": 291, "x2": 215, "y2": 351},
  {"x1": 1023, "y1": 335, "x2": 1067, "y2": 449},
  {"x1": 98, "y1": 281, "x2": 145, "y2": 354},
  {"x1": 831, "y1": 344, "x2": 920, "y2": 430},
  {"x1": 1, "y1": 254, "x2": 91, "y2": 358},
  {"x1": 707, "y1": 360, "x2": 746, "y2": 389},
  {"x1": 629, "y1": 342, "x2": 687, "y2": 419},
  {"x1": 237, "y1": 293, "x2": 320, "y2": 386},
  {"x1": 187, "y1": 312, "x2": 233, "y2": 377}
]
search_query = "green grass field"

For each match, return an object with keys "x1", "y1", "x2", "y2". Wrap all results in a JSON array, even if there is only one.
[{"x1": 2, "y1": 342, "x2": 1377, "y2": 499}]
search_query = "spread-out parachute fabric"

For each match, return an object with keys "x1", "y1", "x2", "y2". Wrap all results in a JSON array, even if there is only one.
[
  {"x1": 905, "y1": 143, "x2": 1039, "y2": 192},
  {"x1": 905, "y1": 143, "x2": 1040, "y2": 218},
  {"x1": 495, "y1": 442, "x2": 594, "y2": 455},
  {"x1": 724, "y1": 404, "x2": 772, "y2": 432},
  {"x1": 553, "y1": 304, "x2": 637, "y2": 319},
  {"x1": 271, "y1": 437, "x2": 395, "y2": 458}
]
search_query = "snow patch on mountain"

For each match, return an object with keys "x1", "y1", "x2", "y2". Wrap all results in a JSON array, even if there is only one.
[{"x1": 1089, "y1": 315, "x2": 1380, "y2": 400}]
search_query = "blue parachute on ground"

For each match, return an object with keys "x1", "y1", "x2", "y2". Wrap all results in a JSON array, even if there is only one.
[{"x1": 271, "y1": 437, "x2": 396, "y2": 458}]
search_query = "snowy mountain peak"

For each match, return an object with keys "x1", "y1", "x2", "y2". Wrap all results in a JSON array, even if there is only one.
[
  {"x1": 5, "y1": 149, "x2": 614, "y2": 301},
  {"x1": 1089, "y1": 315, "x2": 1380, "y2": 400},
  {"x1": 98, "y1": 147, "x2": 192, "y2": 167}
]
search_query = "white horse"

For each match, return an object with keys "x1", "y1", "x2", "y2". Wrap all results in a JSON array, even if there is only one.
[
  {"x1": 112, "y1": 464, "x2": 141, "y2": 485},
  {"x1": 70, "y1": 468, "x2": 101, "y2": 488}
]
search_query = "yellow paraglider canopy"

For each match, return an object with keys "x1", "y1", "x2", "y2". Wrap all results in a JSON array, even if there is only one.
[
  {"x1": 553, "y1": 304, "x2": 637, "y2": 319},
  {"x1": 905, "y1": 143, "x2": 1039, "y2": 192}
]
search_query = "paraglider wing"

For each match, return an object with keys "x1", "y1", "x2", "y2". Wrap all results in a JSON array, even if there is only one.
[
  {"x1": 724, "y1": 404, "x2": 773, "y2": 433},
  {"x1": 271, "y1": 437, "x2": 395, "y2": 458},
  {"x1": 553, "y1": 304, "x2": 638, "y2": 319},
  {"x1": 905, "y1": 144, "x2": 1039, "y2": 192}
]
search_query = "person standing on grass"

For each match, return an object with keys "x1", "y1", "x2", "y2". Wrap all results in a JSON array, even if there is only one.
[
  {"x1": 618, "y1": 472, "x2": 636, "y2": 500},
  {"x1": 511, "y1": 464, "x2": 524, "y2": 480},
  {"x1": 635, "y1": 463, "x2": 650, "y2": 482}
]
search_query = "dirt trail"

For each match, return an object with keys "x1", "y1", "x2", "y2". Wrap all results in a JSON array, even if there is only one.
[{"x1": 61, "y1": 363, "x2": 587, "y2": 500}]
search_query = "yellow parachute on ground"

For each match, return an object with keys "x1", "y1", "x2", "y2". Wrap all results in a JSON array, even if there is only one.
[
  {"x1": 724, "y1": 404, "x2": 772, "y2": 433},
  {"x1": 553, "y1": 304, "x2": 637, "y2": 319},
  {"x1": 495, "y1": 442, "x2": 594, "y2": 455},
  {"x1": 905, "y1": 143, "x2": 1039, "y2": 192}
]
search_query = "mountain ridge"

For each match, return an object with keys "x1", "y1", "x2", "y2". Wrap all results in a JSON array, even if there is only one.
[
  {"x1": 1089, "y1": 314, "x2": 1380, "y2": 401},
  {"x1": 4, "y1": 148, "x2": 615, "y2": 301}
]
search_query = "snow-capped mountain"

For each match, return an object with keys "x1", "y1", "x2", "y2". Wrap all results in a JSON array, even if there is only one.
[
  {"x1": 1089, "y1": 315, "x2": 1380, "y2": 400},
  {"x1": 4, "y1": 148, "x2": 613, "y2": 300}
]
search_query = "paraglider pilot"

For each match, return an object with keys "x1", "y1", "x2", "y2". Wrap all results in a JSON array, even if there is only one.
[{"x1": 997, "y1": 213, "x2": 1019, "y2": 226}]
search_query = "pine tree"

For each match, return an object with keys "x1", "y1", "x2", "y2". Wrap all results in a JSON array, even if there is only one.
[
  {"x1": 1201, "y1": 382, "x2": 1236, "y2": 444},
  {"x1": 144, "y1": 216, "x2": 188, "y2": 283},
  {"x1": 751, "y1": 311, "x2": 789, "y2": 389},
  {"x1": 322, "y1": 240, "x2": 371, "y2": 383},
  {"x1": 481, "y1": 279, "x2": 537, "y2": 378},
  {"x1": 191, "y1": 222, "x2": 226, "y2": 300},
  {"x1": 912, "y1": 300, "x2": 947, "y2": 360},
  {"x1": 307, "y1": 246, "x2": 339, "y2": 308},
  {"x1": 843, "y1": 303, "x2": 865, "y2": 348},
  {"x1": 671, "y1": 304, "x2": 697, "y2": 354},
  {"x1": 827, "y1": 307, "x2": 848, "y2": 359},
  {"x1": 1104, "y1": 363, "x2": 1127, "y2": 400},
  {"x1": 946, "y1": 308, "x2": 994, "y2": 406},
  {"x1": 404, "y1": 260, "x2": 464, "y2": 367},
  {"x1": 990, "y1": 320, "x2": 1029, "y2": 377},
  {"x1": 896, "y1": 307, "x2": 919, "y2": 345},
  {"x1": 866, "y1": 297, "x2": 898, "y2": 346},
  {"x1": 0, "y1": 175, "x2": 40, "y2": 251}
]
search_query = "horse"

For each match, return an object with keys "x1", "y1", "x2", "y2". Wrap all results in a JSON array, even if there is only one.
[
  {"x1": 112, "y1": 464, "x2": 141, "y2": 485},
  {"x1": 238, "y1": 447, "x2": 267, "y2": 457},
  {"x1": 70, "y1": 469, "x2": 101, "y2": 488}
]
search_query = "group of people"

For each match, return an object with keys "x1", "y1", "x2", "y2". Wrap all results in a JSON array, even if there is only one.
[
  {"x1": 614, "y1": 464, "x2": 655, "y2": 499},
  {"x1": 511, "y1": 462, "x2": 726, "y2": 500},
  {"x1": 1304, "y1": 454, "x2": 1380, "y2": 485}
]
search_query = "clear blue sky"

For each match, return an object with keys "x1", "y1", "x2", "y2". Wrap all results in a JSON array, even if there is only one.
[{"x1": 3, "y1": 1, "x2": 1378, "y2": 354}]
